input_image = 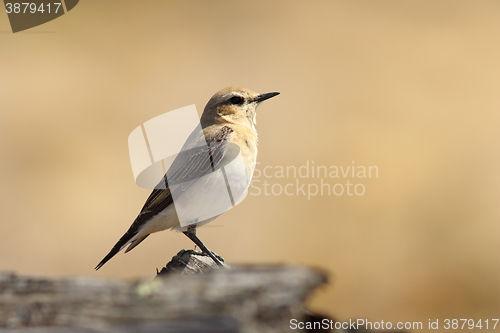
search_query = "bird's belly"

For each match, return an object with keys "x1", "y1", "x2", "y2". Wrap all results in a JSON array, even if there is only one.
[{"x1": 169, "y1": 160, "x2": 250, "y2": 228}]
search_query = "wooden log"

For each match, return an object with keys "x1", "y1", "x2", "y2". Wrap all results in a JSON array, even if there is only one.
[{"x1": 0, "y1": 250, "x2": 328, "y2": 333}]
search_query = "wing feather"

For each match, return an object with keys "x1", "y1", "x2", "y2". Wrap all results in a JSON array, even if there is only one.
[{"x1": 95, "y1": 126, "x2": 234, "y2": 270}]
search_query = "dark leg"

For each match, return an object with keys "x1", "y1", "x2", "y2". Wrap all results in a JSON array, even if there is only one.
[{"x1": 183, "y1": 225, "x2": 224, "y2": 266}]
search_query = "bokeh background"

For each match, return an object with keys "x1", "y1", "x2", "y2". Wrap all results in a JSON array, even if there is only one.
[{"x1": 1, "y1": 1, "x2": 499, "y2": 331}]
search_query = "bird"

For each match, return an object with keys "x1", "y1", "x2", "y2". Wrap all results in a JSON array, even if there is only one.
[{"x1": 95, "y1": 87, "x2": 279, "y2": 270}]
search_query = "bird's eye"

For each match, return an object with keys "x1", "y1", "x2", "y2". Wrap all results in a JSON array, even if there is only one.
[{"x1": 229, "y1": 96, "x2": 244, "y2": 105}]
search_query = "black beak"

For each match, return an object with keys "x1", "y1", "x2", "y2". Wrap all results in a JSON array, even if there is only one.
[{"x1": 254, "y1": 92, "x2": 280, "y2": 103}]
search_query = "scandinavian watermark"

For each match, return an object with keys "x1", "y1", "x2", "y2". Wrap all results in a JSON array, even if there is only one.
[
  {"x1": 127, "y1": 104, "x2": 379, "y2": 228},
  {"x1": 250, "y1": 160, "x2": 378, "y2": 199}
]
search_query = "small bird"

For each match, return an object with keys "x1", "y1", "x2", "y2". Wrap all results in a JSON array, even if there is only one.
[{"x1": 95, "y1": 87, "x2": 279, "y2": 270}]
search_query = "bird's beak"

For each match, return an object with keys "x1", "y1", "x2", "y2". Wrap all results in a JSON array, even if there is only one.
[{"x1": 254, "y1": 92, "x2": 280, "y2": 103}]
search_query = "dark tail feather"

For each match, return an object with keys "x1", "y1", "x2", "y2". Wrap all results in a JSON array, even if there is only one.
[
  {"x1": 94, "y1": 247, "x2": 120, "y2": 270},
  {"x1": 95, "y1": 231, "x2": 137, "y2": 270},
  {"x1": 124, "y1": 234, "x2": 150, "y2": 253}
]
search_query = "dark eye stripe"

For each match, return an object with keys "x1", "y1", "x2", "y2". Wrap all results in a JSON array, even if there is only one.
[{"x1": 229, "y1": 96, "x2": 244, "y2": 105}]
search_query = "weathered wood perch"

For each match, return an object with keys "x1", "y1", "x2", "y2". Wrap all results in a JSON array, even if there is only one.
[{"x1": 0, "y1": 250, "x2": 328, "y2": 333}]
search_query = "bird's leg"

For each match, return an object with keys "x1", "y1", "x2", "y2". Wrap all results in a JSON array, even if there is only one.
[{"x1": 183, "y1": 225, "x2": 224, "y2": 266}]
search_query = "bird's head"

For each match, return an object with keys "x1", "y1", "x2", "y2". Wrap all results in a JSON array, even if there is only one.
[{"x1": 201, "y1": 87, "x2": 279, "y2": 129}]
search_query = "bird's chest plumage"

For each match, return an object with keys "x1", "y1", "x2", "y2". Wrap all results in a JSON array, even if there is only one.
[{"x1": 226, "y1": 127, "x2": 258, "y2": 183}]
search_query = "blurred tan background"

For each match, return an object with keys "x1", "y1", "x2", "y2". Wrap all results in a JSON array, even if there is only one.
[{"x1": 1, "y1": 0, "x2": 499, "y2": 330}]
